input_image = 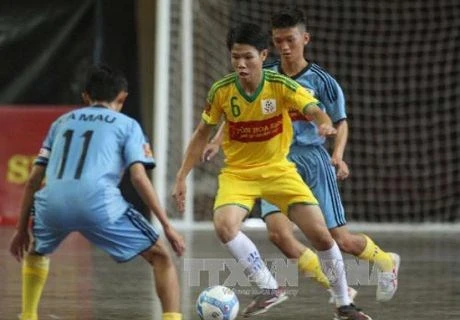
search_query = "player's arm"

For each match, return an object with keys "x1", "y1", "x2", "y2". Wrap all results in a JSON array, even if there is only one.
[
  {"x1": 320, "y1": 76, "x2": 349, "y2": 179},
  {"x1": 173, "y1": 119, "x2": 213, "y2": 211},
  {"x1": 202, "y1": 121, "x2": 225, "y2": 162},
  {"x1": 332, "y1": 119, "x2": 349, "y2": 180},
  {"x1": 9, "y1": 165, "x2": 46, "y2": 262},
  {"x1": 16, "y1": 165, "x2": 45, "y2": 232},
  {"x1": 286, "y1": 80, "x2": 336, "y2": 136},
  {"x1": 303, "y1": 104, "x2": 337, "y2": 136},
  {"x1": 130, "y1": 163, "x2": 172, "y2": 228},
  {"x1": 211, "y1": 121, "x2": 225, "y2": 145},
  {"x1": 129, "y1": 163, "x2": 185, "y2": 256}
]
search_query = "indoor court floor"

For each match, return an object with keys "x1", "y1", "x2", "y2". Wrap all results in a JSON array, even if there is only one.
[{"x1": 1, "y1": 226, "x2": 459, "y2": 320}]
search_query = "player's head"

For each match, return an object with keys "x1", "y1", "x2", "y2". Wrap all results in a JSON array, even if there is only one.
[
  {"x1": 226, "y1": 23, "x2": 269, "y2": 82},
  {"x1": 226, "y1": 22, "x2": 269, "y2": 52},
  {"x1": 82, "y1": 65, "x2": 128, "y2": 111},
  {"x1": 271, "y1": 7, "x2": 310, "y2": 63}
]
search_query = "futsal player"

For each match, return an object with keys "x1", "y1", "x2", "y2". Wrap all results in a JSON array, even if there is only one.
[
  {"x1": 9, "y1": 65, "x2": 185, "y2": 320},
  {"x1": 204, "y1": 7, "x2": 400, "y2": 305},
  {"x1": 173, "y1": 22, "x2": 372, "y2": 320}
]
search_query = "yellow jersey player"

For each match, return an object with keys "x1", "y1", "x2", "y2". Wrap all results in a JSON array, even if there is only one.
[
  {"x1": 173, "y1": 23, "x2": 371, "y2": 320},
  {"x1": 204, "y1": 7, "x2": 400, "y2": 305}
]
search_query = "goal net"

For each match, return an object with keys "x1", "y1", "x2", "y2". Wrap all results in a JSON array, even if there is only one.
[{"x1": 162, "y1": 0, "x2": 460, "y2": 223}]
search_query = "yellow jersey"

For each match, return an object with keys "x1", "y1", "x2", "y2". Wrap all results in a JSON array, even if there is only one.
[{"x1": 202, "y1": 69, "x2": 318, "y2": 174}]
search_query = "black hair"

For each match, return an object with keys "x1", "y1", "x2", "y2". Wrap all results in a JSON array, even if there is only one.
[
  {"x1": 226, "y1": 22, "x2": 269, "y2": 52},
  {"x1": 83, "y1": 65, "x2": 128, "y2": 102},
  {"x1": 271, "y1": 7, "x2": 307, "y2": 30}
]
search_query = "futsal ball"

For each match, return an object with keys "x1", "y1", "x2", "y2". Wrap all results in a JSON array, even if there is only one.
[{"x1": 196, "y1": 285, "x2": 239, "y2": 320}]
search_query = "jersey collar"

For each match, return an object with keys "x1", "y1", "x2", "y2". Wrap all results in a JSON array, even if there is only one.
[
  {"x1": 90, "y1": 104, "x2": 110, "y2": 109},
  {"x1": 278, "y1": 61, "x2": 313, "y2": 80},
  {"x1": 235, "y1": 71, "x2": 266, "y2": 103}
]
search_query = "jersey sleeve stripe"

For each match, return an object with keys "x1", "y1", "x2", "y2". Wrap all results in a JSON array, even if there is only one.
[
  {"x1": 311, "y1": 64, "x2": 337, "y2": 102},
  {"x1": 201, "y1": 113, "x2": 218, "y2": 126},
  {"x1": 207, "y1": 73, "x2": 236, "y2": 103},
  {"x1": 34, "y1": 159, "x2": 48, "y2": 166},
  {"x1": 302, "y1": 102, "x2": 318, "y2": 115},
  {"x1": 265, "y1": 72, "x2": 299, "y2": 91},
  {"x1": 127, "y1": 160, "x2": 156, "y2": 170}
]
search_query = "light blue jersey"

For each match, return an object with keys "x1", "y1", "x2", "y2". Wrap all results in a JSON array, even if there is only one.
[
  {"x1": 32, "y1": 105, "x2": 158, "y2": 261},
  {"x1": 267, "y1": 61, "x2": 346, "y2": 146},
  {"x1": 261, "y1": 61, "x2": 347, "y2": 228}
]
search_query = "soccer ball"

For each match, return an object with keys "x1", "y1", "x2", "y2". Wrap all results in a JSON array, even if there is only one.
[{"x1": 196, "y1": 285, "x2": 239, "y2": 320}]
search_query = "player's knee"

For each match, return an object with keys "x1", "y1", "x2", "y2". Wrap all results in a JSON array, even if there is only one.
[
  {"x1": 214, "y1": 222, "x2": 240, "y2": 243},
  {"x1": 311, "y1": 233, "x2": 335, "y2": 251},
  {"x1": 333, "y1": 234, "x2": 355, "y2": 254},
  {"x1": 268, "y1": 230, "x2": 280, "y2": 245},
  {"x1": 142, "y1": 240, "x2": 173, "y2": 266},
  {"x1": 268, "y1": 229, "x2": 290, "y2": 248}
]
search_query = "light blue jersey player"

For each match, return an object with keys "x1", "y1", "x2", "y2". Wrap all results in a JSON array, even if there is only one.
[
  {"x1": 9, "y1": 66, "x2": 185, "y2": 320},
  {"x1": 261, "y1": 8, "x2": 399, "y2": 307},
  {"x1": 261, "y1": 61, "x2": 347, "y2": 228},
  {"x1": 33, "y1": 105, "x2": 159, "y2": 259}
]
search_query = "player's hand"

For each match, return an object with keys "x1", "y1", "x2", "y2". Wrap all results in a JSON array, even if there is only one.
[
  {"x1": 202, "y1": 143, "x2": 220, "y2": 162},
  {"x1": 9, "y1": 230, "x2": 30, "y2": 262},
  {"x1": 318, "y1": 124, "x2": 337, "y2": 137},
  {"x1": 331, "y1": 158, "x2": 350, "y2": 180},
  {"x1": 172, "y1": 178, "x2": 187, "y2": 213},
  {"x1": 164, "y1": 225, "x2": 186, "y2": 256}
]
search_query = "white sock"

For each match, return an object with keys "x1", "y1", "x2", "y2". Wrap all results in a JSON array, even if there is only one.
[
  {"x1": 225, "y1": 231, "x2": 278, "y2": 289},
  {"x1": 317, "y1": 241, "x2": 351, "y2": 307}
]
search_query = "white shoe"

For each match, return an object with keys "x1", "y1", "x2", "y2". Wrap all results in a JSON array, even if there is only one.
[
  {"x1": 328, "y1": 286, "x2": 358, "y2": 304},
  {"x1": 376, "y1": 252, "x2": 400, "y2": 302}
]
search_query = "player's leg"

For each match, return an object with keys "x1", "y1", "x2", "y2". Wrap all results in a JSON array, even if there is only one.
[
  {"x1": 302, "y1": 145, "x2": 399, "y2": 302},
  {"x1": 288, "y1": 205, "x2": 349, "y2": 293},
  {"x1": 213, "y1": 173, "x2": 286, "y2": 317},
  {"x1": 214, "y1": 205, "x2": 279, "y2": 290},
  {"x1": 293, "y1": 147, "x2": 362, "y2": 302},
  {"x1": 331, "y1": 227, "x2": 400, "y2": 302},
  {"x1": 140, "y1": 240, "x2": 181, "y2": 319},
  {"x1": 214, "y1": 205, "x2": 287, "y2": 317},
  {"x1": 265, "y1": 171, "x2": 350, "y2": 305},
  {"x1": 265, "y1": 212, "x2": 359, "y2": 303},
  {"x1": 81, "y1": 207, "x2": 182, "y2": 320},
  {"x1": 21, "y1": 216, "x2": 69, "y2": 320},
  {"x1": 289, "y1": 205, "x2": 371, "y2": 319},
  {"x1": 330, "y1": 227, "x2": 394, "y2": 272},
  {"x1": 21, "y1": 253, "x2": 50, "y2": 320},
  {"x1": 264, "y1": 168, "x2": 371, "y2": 319},
  {"x1": 261, "y1": 204, "x2": 330, "y2": 289}
]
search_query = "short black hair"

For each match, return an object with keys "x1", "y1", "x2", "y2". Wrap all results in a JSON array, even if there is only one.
[
  {"x1": 226, "y1": 22, "x2": 269, "y2": 52},
  {"x1": 83, "y1": 65, "x2": 128, "y2": 102},
  {"x1": 271, "y1": 7, "x2": 307, "y2": 30}
]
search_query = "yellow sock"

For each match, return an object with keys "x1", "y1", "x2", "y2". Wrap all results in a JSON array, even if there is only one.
[
  {"x1": 298, "y1": 248, "x2": 330, "y2": 288},
  {"x1": 162, "y1": 312, "x2": 182, "y2": 320},
  {"x1": 358, "y1": 235, "x2": 393, "y2": 272},
  {"x1": 21, "y1": 255, "x2": 50, "y2": 320}
]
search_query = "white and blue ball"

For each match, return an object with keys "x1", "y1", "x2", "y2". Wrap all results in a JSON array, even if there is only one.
[{"x1": 196, "y1": 285, "x2": 239, "y2": 320}]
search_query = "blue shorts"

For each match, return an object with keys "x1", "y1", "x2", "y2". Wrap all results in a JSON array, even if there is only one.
[
  {"x1": 32, "y1": 207, "x2": 159, "y2": 262},
  {"x1": 260, "y1": 144, "x2": 346, "y2": 229}
]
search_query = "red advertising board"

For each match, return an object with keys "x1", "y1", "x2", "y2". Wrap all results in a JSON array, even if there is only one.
[{"x1": 0, "y1": 106, "x2": 74, "y2": 225}]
